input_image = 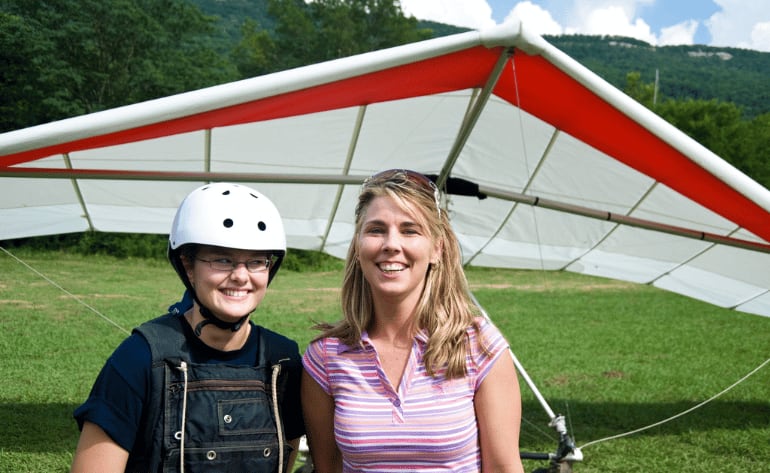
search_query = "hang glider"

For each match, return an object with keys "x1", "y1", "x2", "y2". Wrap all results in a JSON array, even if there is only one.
[{"x1": 2, "y1": 21, "x2": 770, "y2": 321}]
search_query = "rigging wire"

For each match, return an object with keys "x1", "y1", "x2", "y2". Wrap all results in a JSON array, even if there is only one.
[
  {"x1": 521, "y1": 415, "x2": 561, "y2": 441},
  {"x1": 579, "y1": 356, "x2": 770, "y2": 450},
  {"x1": 0, "y1": 246, "x2": 131, "y2": 336},
  {"x1": 509, "y1": 51, "x2": 584, "y2": 465},
  {"x1": 510, "y1": 51, "x2": 548, "y2": 278}
]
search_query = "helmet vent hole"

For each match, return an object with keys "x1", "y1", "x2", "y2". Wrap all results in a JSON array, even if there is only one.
[
  {"x1": 222, "y1": 190, "x2": 231, "y2": 195},
  {"x1": 223, "y1": 218, "x2": 234, "y2": 228},
  {"x1": 258, "y1": 221, "x2": 267, "y2": 231}
]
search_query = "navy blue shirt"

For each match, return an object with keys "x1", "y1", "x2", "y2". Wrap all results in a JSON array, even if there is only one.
[{"x1": 74, "y1": 295, "x2": 304, "y2": 452}]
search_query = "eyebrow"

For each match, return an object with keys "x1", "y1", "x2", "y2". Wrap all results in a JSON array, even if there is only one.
[{"x1": 363, "y1": 219, "x2": 423, "y2": 230}]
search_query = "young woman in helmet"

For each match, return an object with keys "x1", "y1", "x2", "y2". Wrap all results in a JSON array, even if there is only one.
[{"x1": 72, "y1": 183, "x2": 304, "y2": 473}]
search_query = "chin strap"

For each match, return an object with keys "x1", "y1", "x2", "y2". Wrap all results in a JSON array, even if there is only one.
[{"x1": 191, "y1": 297, "x2": 250, "y2": 337}]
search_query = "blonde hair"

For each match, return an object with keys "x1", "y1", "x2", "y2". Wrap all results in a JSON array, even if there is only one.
[{"x1": 314, "y1": 170, "x2": 486, "y2": 379}]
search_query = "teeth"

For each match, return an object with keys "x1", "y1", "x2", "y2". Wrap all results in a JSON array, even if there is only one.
[
  {"x1": 379, "y1": 263, "x2": 405, "y2": 272},
  {"x1": 223, "y1": 289, "x2": 247, "y2": 297}
]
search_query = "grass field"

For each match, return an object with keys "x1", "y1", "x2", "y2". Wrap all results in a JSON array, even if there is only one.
[{"x1": 1, "y1": 248, "x2": 768, "y2": 472}]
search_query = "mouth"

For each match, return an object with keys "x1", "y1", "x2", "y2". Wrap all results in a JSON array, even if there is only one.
[
  {"x1": 221, "y1": 288, "x2": 250, "y2": 297},
  {"x1": 378, "y1": 262, "x2": 407, "y2": 274}
]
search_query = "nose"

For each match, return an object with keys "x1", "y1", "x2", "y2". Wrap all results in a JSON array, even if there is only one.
[
  {"x1": 381, "y1": 231, "x2": 402, "y2": 253},
  {"x1": 228, "y1": 263, "x2": 251, "y2": 280}
]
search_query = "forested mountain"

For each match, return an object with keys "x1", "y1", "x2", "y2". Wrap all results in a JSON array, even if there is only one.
[
  {"x1": 191, "y1": 0, "x2": 467, "y2": 46},
  {"x1": 545, "y1": 35, "x2": 770, "y2": 118}
]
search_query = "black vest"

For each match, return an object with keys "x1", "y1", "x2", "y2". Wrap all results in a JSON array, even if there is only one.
[{"x1": 126, "y1": 313, "x2": 300, "y2": 473}]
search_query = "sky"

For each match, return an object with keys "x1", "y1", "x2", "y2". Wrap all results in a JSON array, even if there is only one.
[{"x1": 399, "y1": 0, "x2": 770, "y2": 52}]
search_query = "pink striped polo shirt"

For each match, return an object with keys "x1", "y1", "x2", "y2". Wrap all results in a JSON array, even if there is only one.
[{"x1": 302, "y1": 317, "x2": 509, "y2": 472}]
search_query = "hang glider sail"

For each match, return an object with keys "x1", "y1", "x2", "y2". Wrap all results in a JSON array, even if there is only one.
[{"x1": 2, "y1": 21, "x2": 770, "y2": 318}]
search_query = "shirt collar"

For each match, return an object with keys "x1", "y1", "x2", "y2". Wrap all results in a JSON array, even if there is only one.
[{"x1": 336, "y1": 328, "x2": 429, "y2": 354}]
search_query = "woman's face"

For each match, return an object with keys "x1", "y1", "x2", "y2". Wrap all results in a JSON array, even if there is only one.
[
  {"x1": 184, "y1": 245, "x2": 271, "y2": 322},
  {"x1": 357, "y1": 195, "x2": 441, "y2": 306}
]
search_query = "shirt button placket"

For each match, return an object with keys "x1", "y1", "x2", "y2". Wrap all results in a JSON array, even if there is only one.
[{"x1": 391, "y1": 396, "x2": 404, "y2": 424}]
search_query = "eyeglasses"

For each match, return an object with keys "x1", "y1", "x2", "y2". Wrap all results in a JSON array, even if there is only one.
[
  {"x1": 197, "y1": 256, "x2": 274, "y2": 273},
  {"x1": 363, "y1": 169, "x2": 442, "y2": 218}
]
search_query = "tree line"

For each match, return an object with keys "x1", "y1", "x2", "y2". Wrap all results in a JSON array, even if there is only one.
[
  {"x1": 1, "y1": 0, "x2": 768, "y2": 189},
  {"x1": 548, "y1": 35, "x2": 770, "y2": 119},
  {"x1": 0, "y1": 0, "x2": 430, "y2": 132}
]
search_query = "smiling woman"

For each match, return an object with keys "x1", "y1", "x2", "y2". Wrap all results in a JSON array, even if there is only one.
[
  {"x1": 300, "y1": 169, "x2": 526, "y2": 473},
  {"x1": 356, "y1": 184, "x2": 440, "y2": 313},
  {"x1": 183, "y1": 246, "x2": 272, "y2": 340},
  {"x1": 70, "y1": 182, "x2": 305, "y2": 473}
]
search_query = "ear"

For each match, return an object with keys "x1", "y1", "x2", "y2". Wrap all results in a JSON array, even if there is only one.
[
  {"x1": 181, "y1": 255, "x2": 195, "y2": 283},
  {"x1": 430, "y1": 239, "x2": 443, "y2": 265}
]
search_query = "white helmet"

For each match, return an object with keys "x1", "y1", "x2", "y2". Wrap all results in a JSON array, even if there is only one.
[{"x1": 168, "y1": 182, "x2": 286, "y2": 286}]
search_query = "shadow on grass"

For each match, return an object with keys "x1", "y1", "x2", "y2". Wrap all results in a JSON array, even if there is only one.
[
  {"x1": 0, "y1": 403, "x2": 80, "y2": 453},
  {"x1": 1, "y1": 399, "x2": 767, "y2": 454},
  {"x1": 520, "y1": 398, "x2": 769, "y2": 448}
]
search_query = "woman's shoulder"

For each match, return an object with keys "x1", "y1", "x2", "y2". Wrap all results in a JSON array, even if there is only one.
[
  {"x1": 468, "y1": 316, "x2": 509, "y2": 352},
  {"x1": 253, "y1": 323, "x2": 300, "y2": 351},
  {"x1": 133, "y1": 312, "x2": 186, "y2": 339},
  {"x1": 469, "y1": 315, "x2": 501, "y2": 336},
  {"x1": 306, "y1": 335, "x2": 341, "y2": 351},
  {"x1": 108, "y1": 331, "x2": 153, "y2": 378},
  {"x1": 305, "y1": 335, "x2": 362, "y2": 358}
]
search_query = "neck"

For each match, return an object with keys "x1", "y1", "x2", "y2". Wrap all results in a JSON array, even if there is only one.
[
  {"x1": 369, "y1": 304, "x2": 417, "y2": 346},
  {"x1": 185, "y1": 307, "x2": 251, "y2": 351}
]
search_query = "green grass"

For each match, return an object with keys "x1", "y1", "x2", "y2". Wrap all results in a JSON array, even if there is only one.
[{"x1": 1, "y1": 249, "x2": 768, "y2": 472}]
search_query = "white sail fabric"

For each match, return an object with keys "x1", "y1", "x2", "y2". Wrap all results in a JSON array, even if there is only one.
[{"x1": 2, "y1": 21, "x2": 770, "y2": 317}]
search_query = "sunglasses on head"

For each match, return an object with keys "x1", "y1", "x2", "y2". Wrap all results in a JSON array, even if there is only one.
[{"x1": 363, "y1": 169, "x2": 441, "y2": 218}]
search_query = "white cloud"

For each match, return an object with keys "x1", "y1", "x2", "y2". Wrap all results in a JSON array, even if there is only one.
[
  {"x1": 496, "y1": 1, "x2": 659, "y2": 43},
  {"x1": 507, "y1": 1, "x2": 563, "y2": 35},
  {"x1": 509, "y1": 1, "x2": 659, "y2": 44},
  {"x1": 658, "y1": 20, "x2": 699, "y2": 46},
  {"x1": 399, "y1": 0, "x2": 770, "y2": 51},
  {"x1": 567, "y1": 0, "x2": 652, "y2": 28},
  {"x1": 565, "y1": 5, "x2": 657, "y2": 44},
  {"x1": 399, "y1": 0, "x2": 495, "y2": 30},
  {"x1": 707, "y1": 0, "x2": 770, "y2": 51},
  {"x1": 750, "y1": 22, "x2": 770, "y2": 52}
]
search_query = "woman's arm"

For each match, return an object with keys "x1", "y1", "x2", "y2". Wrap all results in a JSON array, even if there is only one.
[
  {"x1": 286, "y1": 437, "x2": 301, "y2": 472},
  {"x1": 475, "y1": 352, "x2": 526, "y2": 473},
  {"x1": 71, "y1": 421, "x2": 129, "y2": 473},
  {"x1": 301, "y1": 369, "x2": 342, "y2": 473}
]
